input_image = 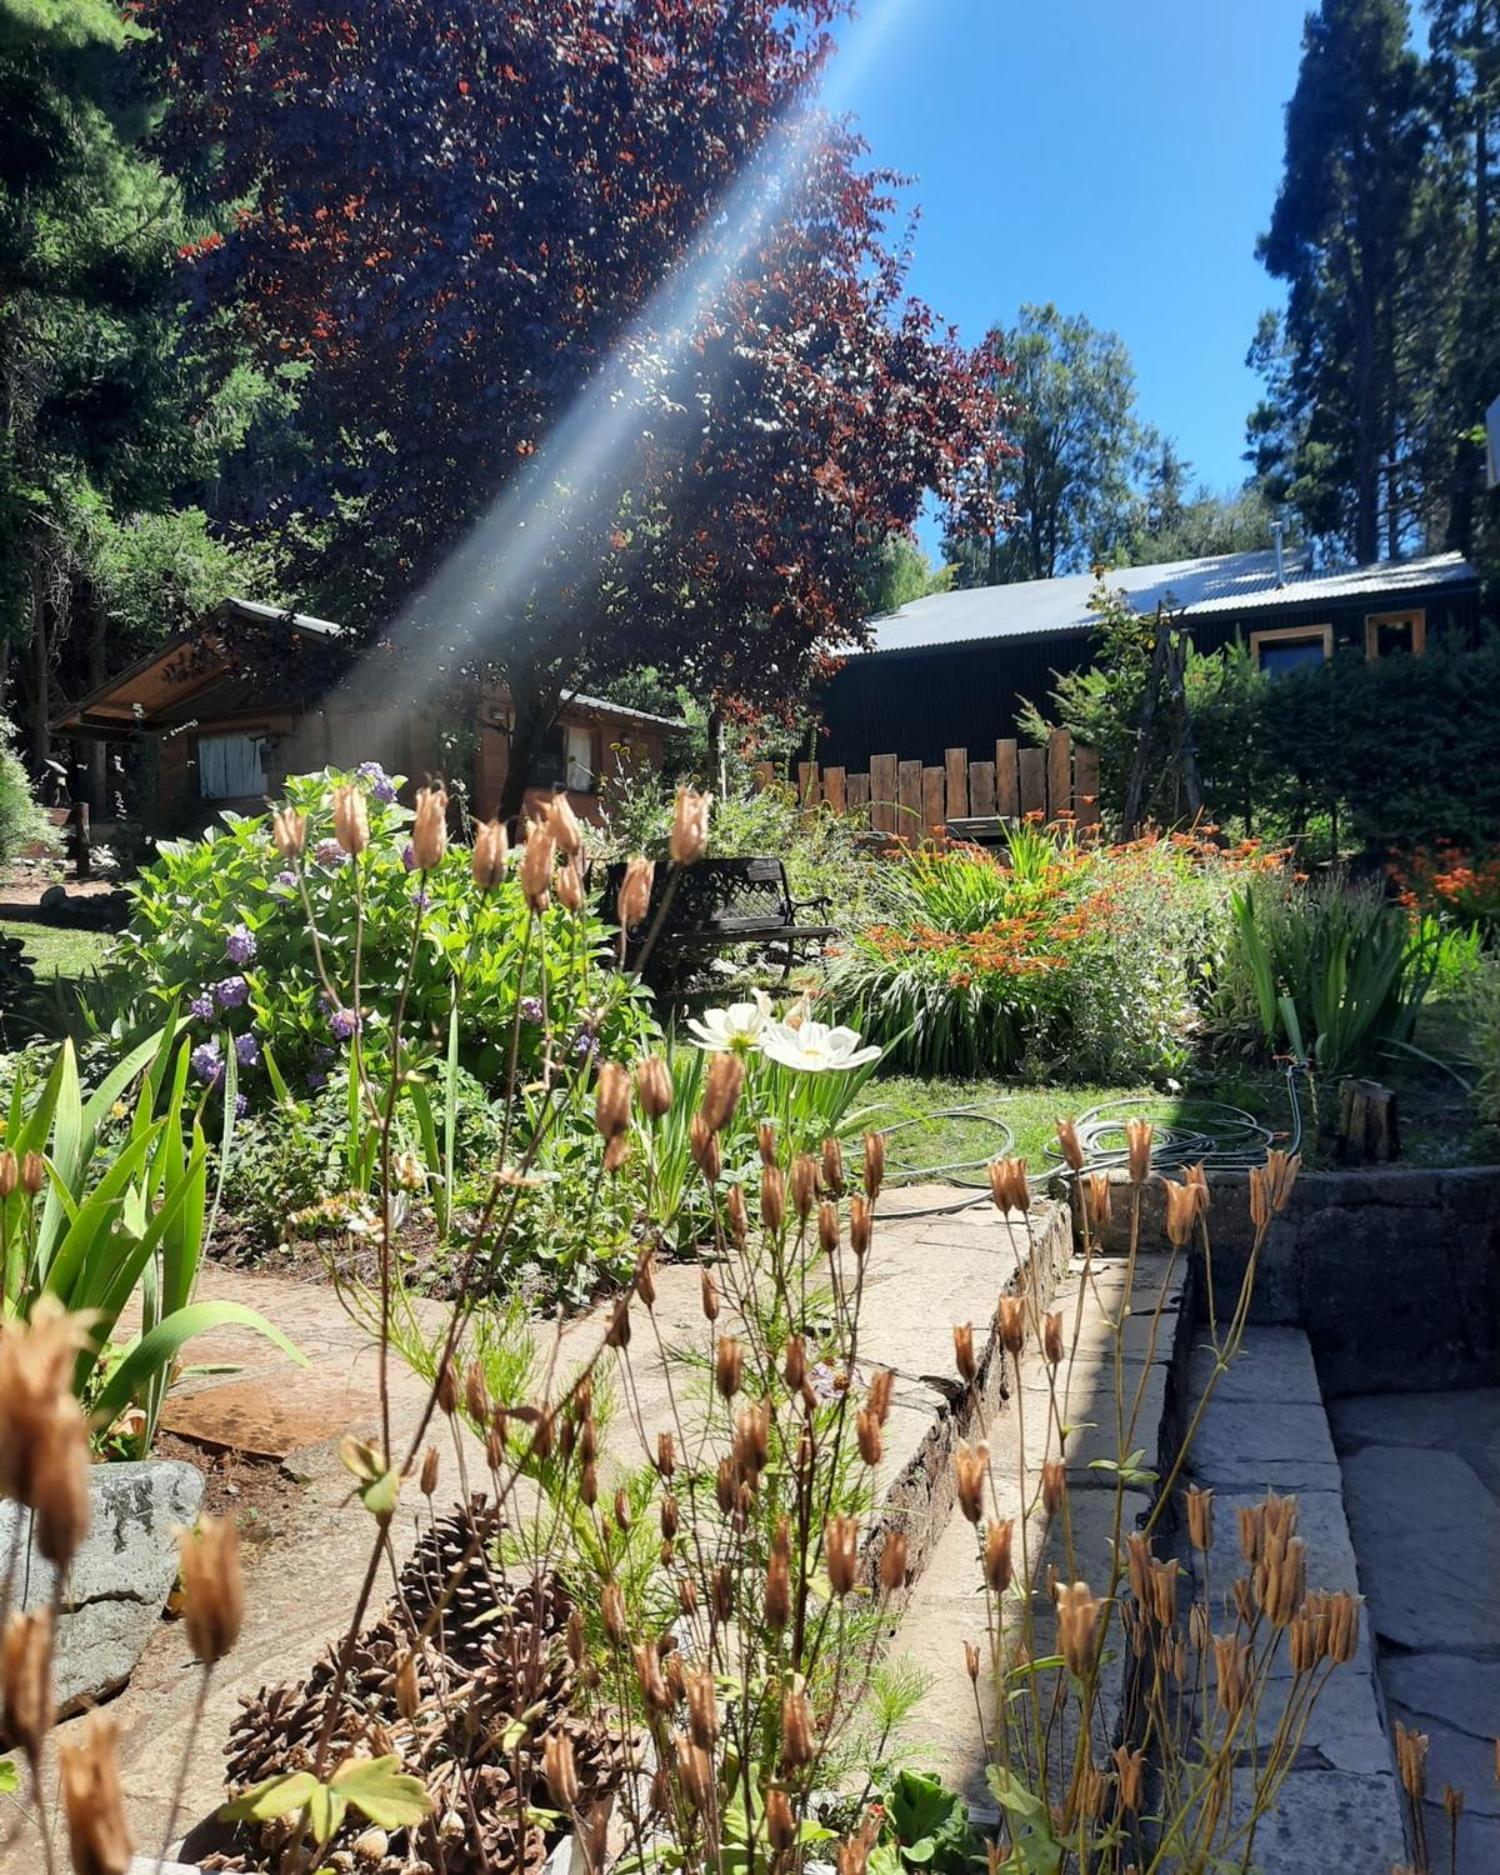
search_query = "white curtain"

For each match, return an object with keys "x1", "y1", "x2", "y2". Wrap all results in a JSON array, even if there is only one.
[{"x1": 198, "y1": 733, "x2": 268, "y2": 800}]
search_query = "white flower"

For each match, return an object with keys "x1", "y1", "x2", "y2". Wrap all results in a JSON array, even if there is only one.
[
  {"x1": 759, "y1": 1018, "x2": 882, "y2": 1075},
  {"x1": 685, "y1": 991, "x2": 772, "y2": 1053}
]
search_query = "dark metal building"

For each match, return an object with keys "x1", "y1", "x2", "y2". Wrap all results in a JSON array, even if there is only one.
[{"x1": 818, "y1": 549, "x2": 1483, "y2": 771}]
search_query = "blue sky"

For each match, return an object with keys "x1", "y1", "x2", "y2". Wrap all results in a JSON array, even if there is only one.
[{"x1": 826, "y1": 0, "x2": 1313, "y2": 543}]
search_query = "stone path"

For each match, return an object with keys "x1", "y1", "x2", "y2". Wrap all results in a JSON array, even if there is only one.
[
  {"x1": 5, "y1": 1185, "x2": 1051, "y2": 1868},
  {"x1": 1176, "y1": 1329, "x2": 1408, "y2": 1872},
  {"x1": 1331, "y1": 1388, "x2": 1500, "y2": 1872},
  {"x1": 893, "y1": 1248, "x2": 1189, "y2": 1816}
]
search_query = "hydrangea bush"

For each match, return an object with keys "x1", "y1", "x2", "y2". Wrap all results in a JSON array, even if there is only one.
[{"x1": 109, "y1": 764, "x2": 657, "y2": 1110}]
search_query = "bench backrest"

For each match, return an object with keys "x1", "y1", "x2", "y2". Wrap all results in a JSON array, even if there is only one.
[{"x1": 599, "y1": 856, "x2": 792, "y2": 935}]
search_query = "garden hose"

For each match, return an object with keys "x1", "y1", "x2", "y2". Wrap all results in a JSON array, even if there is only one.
[{"x1": 864, "y1": 1060, "x2": 1304, "y2": 1223}]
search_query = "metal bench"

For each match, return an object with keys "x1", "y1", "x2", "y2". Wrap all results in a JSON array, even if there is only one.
[{"x1": 599, "y1": 856, "x2": 838, "y2": 983}]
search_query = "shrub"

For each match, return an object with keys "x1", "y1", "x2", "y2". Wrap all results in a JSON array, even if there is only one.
[
  {"x1": 827, "y1": 828, "x2": 1246, "y2": 1081},
  {"x1": 1391, "y1": 841, "x2": 1500, "y2": 936},
  {"x1": 108, "y1": 763, "x2": 658, "y2": 1104},
  {"x1": 0, "y1": 716, "x2": 52, "y2": 865},
  {"x1": 1213, "y1": 872, "x2": 1442, "y2": 1075},
  {"x1": 1465, "y1": 953, "x2": 1500, "y2": 1130}
]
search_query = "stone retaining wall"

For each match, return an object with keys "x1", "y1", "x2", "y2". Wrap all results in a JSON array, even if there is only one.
[{"x1": 1072, "y1": 1164, "x2": 1500, "y2": 1396}]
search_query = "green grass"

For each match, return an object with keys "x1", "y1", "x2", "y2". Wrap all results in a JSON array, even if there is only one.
[{"x1": 0, "y1": 922, "x2": 113, "y2": 984}]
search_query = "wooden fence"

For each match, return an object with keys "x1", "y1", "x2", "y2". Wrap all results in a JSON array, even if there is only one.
[{"x1": 756, "y1": 729, "x2": 1099, "y2": 838}]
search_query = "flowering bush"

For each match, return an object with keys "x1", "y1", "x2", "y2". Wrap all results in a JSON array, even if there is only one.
[
  {"x1": 1391, "y1": 842, "x2": 1500, "y2": 934},
  {"x1": 828, "y1": 828, "x2": 1250, "y2": 1080},
  {"x1": 108, "y1": 764, "x2": 657, "y2": 1108}
]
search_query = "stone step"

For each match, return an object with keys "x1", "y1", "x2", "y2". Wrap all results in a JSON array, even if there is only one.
[
  {"x1": 1173, "y1": 1328, "x2": 1409, "y2": 1872},
  {"x1": 891, "y1": 1247, "x2": 1192, "y2": 1818}
]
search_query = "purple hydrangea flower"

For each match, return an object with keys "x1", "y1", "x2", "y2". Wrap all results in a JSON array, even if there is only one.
[
  {"x1": 411, "y1": 888, "x2": 429, "y2": 912},
  {"x1": 520, "y1": 996, "x2": 545, "y2": 1024},
  {"x1": 190, "y1": 1040, "x2": 222, "y2": 1087},
  {"x1": 401, "y1": 842, "x2": 418, "y2": 873},
  {"x1": 328, "y1": 1006, "x2": 361, "y2": 1043},
  {"x1": 215, "y1": 974, "x2": 249, "y2": 1010},
  {"x1": 273, "y1": 870, "x2": 297, "y2": 890},
  {"x1": 234, "y1": 1092, "x2": 250, "y2": 1119},
  {"x1": 189, "y1": 992, "x2": 215, "y2": 1022},
  {"x1": 234, "y1": 1032, "x2": 261, "y2": 1069},
  {"x1": 306, "y1": 1069, "x2": 327, "y2": 1092},
  {"x1": 356, "y1": 761, "x2": 397, "y2": 804},
  {"x1": 315, "y1": 839, "x2": 347, "y2": 868},
  {"x1": 225, "y1": 924, "x2": 257, "y2": 966},
  {"x1": 315, "y1": 1044, "x2": 336, "y2": 1066},
  {"x1": 571, "y1": 1028, "x2": 599, "y2": 1060}
]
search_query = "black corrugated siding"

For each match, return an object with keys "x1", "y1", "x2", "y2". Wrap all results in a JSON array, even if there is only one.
[{"x1": 816, "y1": 582, "x2": 1483, "y2": 771}]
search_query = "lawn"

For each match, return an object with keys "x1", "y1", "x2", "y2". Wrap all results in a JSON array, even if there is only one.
[{"x1": 1, "y1": 920, "x2": 113, "y2": 984}]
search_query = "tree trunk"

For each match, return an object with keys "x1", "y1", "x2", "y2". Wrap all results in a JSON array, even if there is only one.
[
  {"x1": 27, "y1": 564, "x2": 50, "y2": 771},
  {"x1": 1353, "y1": 279, "x2": 1379, "y2": 566},
  {"x1": 706, "y1": 705, "x2": 726, "y2": 795},
  {"x1": 84, "y1": 597, "x2": 107, "y2": 814},
  {"x1": 496, "y1": 672, "x2": 560, "y2": 829}
]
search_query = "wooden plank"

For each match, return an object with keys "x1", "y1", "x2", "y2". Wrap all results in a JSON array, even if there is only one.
[
  {"x1": 944, "y1": 747, "x2": 969, "y2": 820},
  {"x1": 996, "y1": 739, "x2": 1020, "y2": 818},
  {"x1": 869, "y1": 754, "x2": 899, "y2": 835},
  {"x1": 1046, "y1": 728, "x2": 1072, "y2": 822},
  {"x1": 752, "y1": 761, "x2": 776, "y2": 794},
  {"x1": 968, "y1": 760, "x2": 996, "y2": 817},
  {"x1": 921, "y1": 767, "x2": 945, "y2": 842},
  {"x1": 846, "y1": 773, "x2": 871, "y2": 822},
  {"x1": 797, "y1": 760, "x2": 819, "y2": 809},
  {"x1": 823, "y1": 766, "x2": 847, "y2": 815},
  {"x1": 1074, "y1": 745, "x2": 1101, "y2": 828},
  {"x1": 1018, "y1": 746, "x2": 1046, "y2": 818},
  {"x1": 897, "y1": 760, "x2": 923, "y2": 839}
]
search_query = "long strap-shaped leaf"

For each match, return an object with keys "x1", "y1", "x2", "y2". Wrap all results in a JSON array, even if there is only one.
[
  {"x1": 42, "y1": 1123, "x2": 166, "y2": 1311},
  {"x1": 90, "y1": 1300, "x2": 306, "y2": 1431}
]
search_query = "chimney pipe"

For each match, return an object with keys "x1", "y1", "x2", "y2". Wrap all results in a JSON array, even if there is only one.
[{"x1": 1272, "y1": 518, "x2": 1286, "y2": 589}]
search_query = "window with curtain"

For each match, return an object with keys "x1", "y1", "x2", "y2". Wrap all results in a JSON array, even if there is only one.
[{"x1": 197, "y1": 733, "x2": 269, "y2": 800}]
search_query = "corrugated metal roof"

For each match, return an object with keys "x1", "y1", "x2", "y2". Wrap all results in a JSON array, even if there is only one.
[
  {"x1": 563, "y1": 691, "x2": 687, "y2": 730},
  {"x1": 223, "y1": 596, "x2": 345, "y2": 637},
  {"x1": 857, "y1": 549, "x2": 1478, "y2": 656}
]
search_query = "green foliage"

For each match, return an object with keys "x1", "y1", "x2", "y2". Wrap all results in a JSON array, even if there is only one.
[
  {"x1": 109, "y1": 765, "x2": 657, "y2": 1097},
  {"x1": 1463, "y1": 952, "x2": 1500, "y2": 1130},
  {"x1": 861, "y1": 536, "x2": 953, "y2": 615},
  {"x1": 0, "y1": 716, "x2": 51, "y2": 863},
  {"x1": 869, "y1": 1771, "x2": 981, "y2": 1875},
  {"x1": 829, "y1": 828, "x2": 1238, "y2": 1082},
  {"x1": 3, "y1": 1030, "x2": 298, "y2": 1448},
  {"x1": 1214, "y1": 874, "x2": 1439, "y2": 1075}
]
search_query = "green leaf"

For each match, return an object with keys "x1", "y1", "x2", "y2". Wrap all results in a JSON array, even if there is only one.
[
  {"x1": 220, "y1": 1771, "x2": 320, "y2": 1823},
  {"x1": 0, "y1": 1760, "x2": 17, "y2": 1795},
  {"x1": 330, "y1": 1754, "x2": 432, "y2": 1829},
  {"x1": 89, "y1": 1301, "x2": 304, "y2": 1429}
]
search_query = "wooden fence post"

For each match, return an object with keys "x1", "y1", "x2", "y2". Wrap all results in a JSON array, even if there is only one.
[
  {"x1": 752, "y1": 761, "x2": 776, "y2": 794},
  {"x1": 968, "y1": 760, "x2": 996, "y2": 816},
  {"x1": 944, "y1": 748, "x2": 969, "y2": 822},
  {"x1": 797, "y1": 761, "x2": 819, "y2": 810},
  {"x1": 1018, "y1": 747, "x2": 1046, "y2": 818},
  {"x1": 1047, "y1": 728, "x2": 1072, "y2": 821},
  {"x1": 996, "y1": 740, "x2": 1020, "y2": 818},
  {"x1": 921, "y1": 767, "x2": 945, "y2": 841},
  {"x1": 823, "y1": 766, "x2": 847, "y2": 815},
  {"x1": 847, "y1": 773, "x2": 871, "y2": 823},
  {"x1": 869, "y1": 755, "x2": 899, "y2": 835},
  {"x1": 1074, "y1": 746, "x2": 1101, "y2": 828},
  {"x1": 897, "y1": 760, "x2": 923, "y2": 838}
]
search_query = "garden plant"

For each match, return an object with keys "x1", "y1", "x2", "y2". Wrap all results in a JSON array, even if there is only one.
[{"x1": 1, "y1": 777, "x2": 1477, "y2": 1875}]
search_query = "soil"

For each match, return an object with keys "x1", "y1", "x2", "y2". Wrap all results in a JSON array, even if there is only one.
[
  {"x1": 210, "y1": 1211, "x2": 459, "y2": 1295},
  {"x1": 154, "y1": 1433, "x2": 304, "y2": 1558}
]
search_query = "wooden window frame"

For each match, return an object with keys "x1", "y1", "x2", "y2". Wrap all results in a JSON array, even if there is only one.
[
  {"x1": 1249, "y1": 622, "x2": 1334, "y2": 671},
  {"x1": 1364, "y1": 608, "x2": 1426, "y2": 661}
]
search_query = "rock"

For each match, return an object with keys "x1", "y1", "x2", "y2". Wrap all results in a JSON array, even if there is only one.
[
  {"x1": 38, "y1": 883, "x2": 68, "y2": 913},
  {"x1": 0, "y1": 1460, "x2": 204, "y2": 1711},
  {"x1": 1340, "y1": 1445, "x2": 1500, "y2": 1651}
]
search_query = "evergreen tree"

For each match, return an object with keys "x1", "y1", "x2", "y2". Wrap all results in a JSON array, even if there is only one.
[{"x1": 1254, "y1": 0, "x2": 1428, "y2": 564}]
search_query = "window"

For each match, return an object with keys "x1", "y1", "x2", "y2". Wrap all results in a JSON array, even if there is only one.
[
  {"x1": 1364, "y1": 609, "x2": 1425, "y2": 661},
  {"x1": 531, "y1": 722, "x2": 597, "y2": 793},
  {"x1": 565, "y1": 725, "x2": 594, "y2": 793},
  {"x1": 197, "y1": 732, "x2": 270, "y2": 800},
  {"x1": 1249, "y1": 623, "x2": 1333, "y2": 677}
]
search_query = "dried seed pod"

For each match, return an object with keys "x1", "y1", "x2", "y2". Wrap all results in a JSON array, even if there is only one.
[
  {"x1": 1125, "y1": 1119, "x2": 1153, "y2": 1185},
  {"x1": 393, "y1": 1651, "x2": 420, "y2": 1721},
  {"x1": 964, "y1": 1641, "x2": 981, "y2": 1683},
  {"x1": 953, "y1": 1321, "x2": 977, "y2": 1383},
  {"x1": 686, "y1": 1668, "x2": 719, "y2": 1749},
  {"x1": 817, "y1": 1200, "x2": 840, "y2": 1257},
  {"x1": 984, "y1": 1519, "x2": 1014, "y2": 1594},
  {"x1": 0, "y1": 1151, "x2": 17, "y2": 1197},
  {"x1": 790, "y1": 1154, "x2": 819, "y2": 1221},
  {"x1": 1055, "y1": 1118, "x2": 1085, "y2": 1172},
  {"x1": 862, "y1": 1129, "x2": 885, "y2": 1199},
  {"x1": 821, "y1": 1136, "x2": 845, "y2": 1196},
  {"x1": 20, "y1": 1151, "x2": 45, "y2": 1198},
  {"x1": 724, "y1": 1183, "x2": 749, "y2": 1250},
  {"x1": 760, "y1": 1163, "x2": 785, "y2": 1234},
  {"x1": 867, "y1": 1367, "x2": 894, "y2": 1425},
  {"x1": 464, "y1": 1362, "x2": 491, "y2": 1426},
  {"x1": 1084, "y1": 1171, "x2": 1113, "y2": 1232},
  {"x1": 714, "y1": 1336, "x2": 743, "y2": 1400},
  {"x1": 1042, "y1": 1310, "x2": 1064, "y2": 1367},
  {"x1": 780, "y1": 1687, "x2": 815, "y2": 1768},
  {"x1": 669, "y1": 786, "x2": 711, "y2": 865},
  {"x1": 954, "y1": 1441, "x2": 988, "y2": 1524},
  {"x1": 617, "y1": 856, "x2": 655, "y2": 931},
  {"x1": 764, "y1": 1537, "x2": 791, "y2": 1630},
  {"x1": 602, "y1": 1582, "x2": 628, "y2": 1645},
  {"x1": 700, "y1": 1265, "x2": 719, "y2": 1322},
  {"x1": 59, "y1": 1713, "x2": 132, "y2": 1875},
  {"x1": 656, "y1": 1431, "x2": 676, "y2": 1478},
  {"x1": 767, "y1": 1788, "x2": 798, "y2": 1854},
  {"x1": 857, "y1": 1408, "x2": 882, "y2": 1467},
  {"x1": 712, "y1": 1565, "x2": 733, "y2": 1625},
  {"x1": 547, "y1": 792, "x2": 585, "y2": 858},
  {"x1": 825, "y1": 1515, "x2": 859, "y2": 1597},
  {"x1": 1184, "y1": 1485, "x2": 1213, "y2": 1553},
  {"x1": 758, "y1": 1120, "x2": 777, "y2": 1167},
  {"x1": 418, "y1": 1446, "x2": 440, "y2": 1497},
  {"x1": 633, "y1": 1643, "x2": 671, "y2": 1713},
  {"x1": 1041, "y1": 1460, "x2": 1066, "y2": 1518},
  {"x1": 1213, "y1": 1632, "x2": 1249, "y2": 1717},
  {"x1": 690, "y1": 1114, "x2": 721, "y2": 1183},
  {"x1": 678, "y1": 1737, "x2": 714, "y2": 1811},
  {"x1": 849, "y1": 1192, "x2": 873, "y2": 1259},
  {"x1": 34, "y1": 1405, "x2": 90, "y2": 1568},
  {"x1": 1112, "y1": 1744, "x2": 1145, "y2": 1813},
  {"x1": 332, "y1": 783, "x2": 369, "y2": 856},
  {"x1": 659, "y1": 1494, "x2": 679, "y2": 1541},
  {"x1": 997, "y1": 1294, "x2": 1026, "y2": 1356},
  {"x1": 1057, "y1": 1580, "x2": 1100, "y2": 1678},
  {"x1": 595, "y1": 1062, "x2": 632, "y2": 1141},
  {"x1": 2, "y1": 1609, "x2": 54, "y2": 1755},
  {"x1": 783, "y1": 1333, "x2": 807, "y2": 1391},
  {"x1": 271, "y1": 806, "x2": 307, "y2": 858},
  {"x1": 177, "y1": 1516, "x2": 245, "y2": 1665},
  {"x1": 879, "y1": 1529, "x2": 908, "y2": 1594},
  {"x1": 411, "y1": 783, "x2": 449, "y2": 870},
  {"x1": 700, "y1": 1052, "x2": 745, "y2": 1134},
  {"x1": 636, "y1": 1055, "x2": 673, "y2": 1121},
  {"x1": 1164, "y1": 1176, "x2": 1199, "y2": 1248},
  {"x1": 471, "y1": 818, "x2": 508, "y2": 888}
]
